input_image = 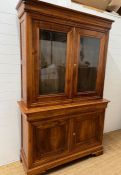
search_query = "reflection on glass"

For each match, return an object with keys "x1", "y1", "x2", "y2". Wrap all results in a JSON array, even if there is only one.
[
  {"x1": 39, "y1": 30, "x2": 67, "y2": 95},
  {"x1": 78, "y1": 37, "x2": 100, "y2": 92}
]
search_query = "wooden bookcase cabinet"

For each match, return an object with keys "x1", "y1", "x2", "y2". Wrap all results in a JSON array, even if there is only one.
[{"x1": 16, "y1": 0, "x2": 113, "y2": 174}]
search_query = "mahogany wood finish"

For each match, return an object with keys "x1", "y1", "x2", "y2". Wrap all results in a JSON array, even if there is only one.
[{"x1": 17, "y1": 0, "x2": 113, "y2": 174}]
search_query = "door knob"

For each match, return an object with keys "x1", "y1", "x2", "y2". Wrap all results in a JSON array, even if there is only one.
[{"x1": 74, "y1": 64, "x2": 77, "y2": 68}]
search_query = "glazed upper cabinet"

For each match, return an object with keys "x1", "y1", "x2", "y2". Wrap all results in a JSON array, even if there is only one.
[
  {"x1": 35, "y1": 23, "x2": 105, "y2": 98},
  {"x1": 20, "y1": 18, "x2": 109, "y2": 107}
]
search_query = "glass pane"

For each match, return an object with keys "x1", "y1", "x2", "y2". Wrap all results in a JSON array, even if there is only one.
[
  {"x1": 39, "y1": 30, "x2": 67, "y2": 95},
  {"x1": 78, "y1": 36, "x2": 100, "y2": 92}
]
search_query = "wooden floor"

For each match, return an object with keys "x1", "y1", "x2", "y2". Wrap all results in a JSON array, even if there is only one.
[{"x1": 0, "y1": 130, "x2": 121, "y2": 175}]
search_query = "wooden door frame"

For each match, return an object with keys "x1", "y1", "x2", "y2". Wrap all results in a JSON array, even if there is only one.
[
  {"x1": 72, "y1": 28, "x2": 109, "y2": 98},
  {"x1": 29, "y1": 19, "x2": 75, "y2": 106}
]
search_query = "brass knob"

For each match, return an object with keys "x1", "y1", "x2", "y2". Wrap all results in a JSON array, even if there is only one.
[{"x1": 74, "y1": 64, "x2": 77, "y2": 68}]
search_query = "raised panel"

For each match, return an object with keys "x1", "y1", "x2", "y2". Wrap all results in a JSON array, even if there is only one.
[
  {"x1": 72, "y1": 112, "x2": 102, "y2": 150},
  {"x1": 32, "y1": 118, "x2": 69, "y2": 163},
  {"x1": 75, "y1": 117, "x2": 97, "y2": 142}
]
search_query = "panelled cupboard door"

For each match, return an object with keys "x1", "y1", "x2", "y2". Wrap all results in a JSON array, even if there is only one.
[
  {"x1": 71, "y1": 112, "x2": 104, "y2": 151},
  {"x1": 73, "y1": 28, "x2": 107, "y2": 98},
  {"x1": 31, "y1": 118, "x2": 70, "y2": 165},
  {"x1": 32, "y1": 20, "x2": 75, "y2": 103}
]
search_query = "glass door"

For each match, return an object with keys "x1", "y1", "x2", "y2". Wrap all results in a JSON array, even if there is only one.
[
  {"x1": 32, "y1": 21, "x2": 74, "y2": 103},
  {"x1": 73, "y1": 29, "x2": 106, "y2": 98}
]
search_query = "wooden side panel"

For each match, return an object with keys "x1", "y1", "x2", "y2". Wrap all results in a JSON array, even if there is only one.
[
  {"x1": 20, "y1": 13, "x2": 33, "y2": 107},
  {"x1": 21, "y1": 114, "x2": 29, "y2": 167},
  {"x1": 20, "y1": 17, "x2": 27, "y2": 103}
]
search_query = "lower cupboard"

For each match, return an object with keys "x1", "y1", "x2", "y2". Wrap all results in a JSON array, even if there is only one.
[{"x1": 20, "y1": 100, "x2": 108, "y2": 175}]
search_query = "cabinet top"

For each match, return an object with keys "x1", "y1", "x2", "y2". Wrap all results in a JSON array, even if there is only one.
[
  {"x1": 18, "y1": 99, "x2": 109, "y2": 115},
  {"x1": 16, "y1": 0, "x2": 113, "y2": 30}
]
